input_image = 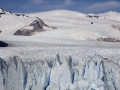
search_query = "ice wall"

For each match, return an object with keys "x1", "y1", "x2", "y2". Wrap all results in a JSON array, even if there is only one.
[{"x1": 0, "y1": 54, "x2": 120, "y2": 90}]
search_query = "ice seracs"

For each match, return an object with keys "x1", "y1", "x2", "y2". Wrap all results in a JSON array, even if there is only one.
[{"x1": 0, "y1": 54, "x2": 120, "y2": 90}]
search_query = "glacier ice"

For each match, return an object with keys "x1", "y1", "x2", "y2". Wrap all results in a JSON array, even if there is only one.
[{"x1": 0, "y1": 54, "x2": 120, "y2": 90}]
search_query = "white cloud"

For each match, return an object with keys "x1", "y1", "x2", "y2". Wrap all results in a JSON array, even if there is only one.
[
  {"x1": 64, "y1": 0, "x2": 72, "y2": 5},
  {"x1": 33, "y1": 0, "x2": 43, "y2": 4},
  {"x1": 29, "y1": 0, "x2": 73, "y2": 5},
  {"x1": 86, "y1": 1, "x2": 120, "y2": 12},
  {"x1": 21, "y1": 0, "x2": 72, "y2": 11},
  {"x1": 29, "y1": 0, "x2": 44, "y2": 4}
]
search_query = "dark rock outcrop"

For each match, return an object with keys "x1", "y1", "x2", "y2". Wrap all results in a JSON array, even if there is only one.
[
  {"x1": 14, "y1": 18, "x2": 57, "y2": 36},
  {"x1": 15, "y1": 14, "x2": 21, "y2": 16},
  {"x1": 14, "y1": 29, "x2": 36, "y2": 36},
  {"x1": 112, "y1": 25, "x2": 120, "y2": 30},
  {"x1": 0, "y1": 41, "x2": 8, "y2": 47},
  {"x1": 52, "y1": 27, "x2": 57, "y2": 30},
  {"x1": 8, "y1": 11, "x2": 12, "y2": 14},
  {"x1": 97, "y1": 37, "x2": 120, "y2": 42},
  {"x1": 86, "y1": 14, "x2": 99, "y2": 18},
  {"x1": 36, "y1": 17, "x2": 50, "y2": 28},
  {"x1": 15, "y1": 14, "x2": 26, "y2": 17},
  {"x1": 91, "y1": 22, "x2": 93, "y2": 24},
  {"x1": 14, "y1": 19, "x2": 45, "y2": 36},
  {"x1": 29, "y1": 20, "x2": 44, "y2": 30},
  {"x1": 0, "y1": 8, "x2": 5, "y2": 15}
]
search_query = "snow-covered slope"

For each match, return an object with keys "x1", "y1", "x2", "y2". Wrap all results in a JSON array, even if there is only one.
[
  {"x1": 27, "y1": 10, "x2": 120, "y2": 41},
  {"x1": 99, "y1": 11, "x2": 120, "y2": 21},
  {"x1": 0, "y1": 8, "x2": 55, "y2": 36},
  {"x1": 0, "y1": 9, "x2": 120, "y2": 42},
  {"x1": 0, "y1": 11, "x2": 35, "y2": 35}
]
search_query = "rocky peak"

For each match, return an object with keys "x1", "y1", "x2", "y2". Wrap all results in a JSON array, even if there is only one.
[
  {"x1": 0, "y1": 7, "x2": 5, "y2": 14},
  {"x1": 29, "y1": 20, "x2": 44, "y2": 31},
  {"x1": 14, "y1": 18, "x2": 57, "y2": 36},
  {"x1": 0, "y1": 7, "x2": 3, "y2": 12}
]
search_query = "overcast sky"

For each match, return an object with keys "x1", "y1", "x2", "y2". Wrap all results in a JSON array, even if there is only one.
[{"x1": 0, "y1": 0, "x2": 120, "y2": 13}]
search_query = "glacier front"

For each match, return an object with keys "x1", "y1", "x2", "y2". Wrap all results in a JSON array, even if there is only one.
[{"x1": 0, "y1": 54, "x2": 120, "y2": 90}]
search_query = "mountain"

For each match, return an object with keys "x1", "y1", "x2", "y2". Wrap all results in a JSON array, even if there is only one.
[
  {"x1": 0, "y1": 9, "x2": 120, "y2": 42},
  {"x1": 0, "y1": 8, "x2": 120, "y2": 90},
  {"x1": 0, "y1": 8, "x2": 56, "y2": 36},
  {"x1": 98, "y1": 11, "x2": 120, "y2": 21}
]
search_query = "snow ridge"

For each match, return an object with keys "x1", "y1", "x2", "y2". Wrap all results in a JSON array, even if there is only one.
[{"x1": 1, "y1": 8, "x2": 120, "y2": 41}]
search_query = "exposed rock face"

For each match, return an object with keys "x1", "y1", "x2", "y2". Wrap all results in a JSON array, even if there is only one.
[
  {"x1": 0, "y1": 55, "x2": 120, "y2": 90},
  {"x1": 15, "y1": 14, "x2": 22, "y2": 16},
  {"x1": 14, "y1": 29, "x2": 36, "y2": 36},
  {"x1": 112, "y1": 25, "x2": 120, "y2": 30},
  {"x1": 14, "y1": 18, "x2": 57, "y2": 36},
  {"x1": 86, "y1": 14, "x2": 99, "y2": 18},
  {"x1": 0, "y1": 41, "x2": 8, "y2": 47},
  {"x1": 30, "y1": 20, "x2": 45, "y2": 30},
  {"x1": 97, "y1": 37, "x2": 120, "y2": 42},
  {"x1": 15, "y1": 14, "x2": 26, "y2": 17},
  {"x1": 0, "y1": 7, "x2": 5, "y2": 15},
  {"x1": 14, "y1": 19, "x2": 45, "y2": 36}
]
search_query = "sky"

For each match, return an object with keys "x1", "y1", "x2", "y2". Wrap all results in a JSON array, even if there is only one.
[{"x1": 0, "y1": 0, "x2": 120, "y2": 14}]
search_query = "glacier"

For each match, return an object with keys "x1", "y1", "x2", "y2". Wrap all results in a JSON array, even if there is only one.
[
  {"x1": 0, "y1": 54, "x2": 120, "y2": 90},
  {"x1": 1, "y1": 8, "x2": 120, "y2": 90}
]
